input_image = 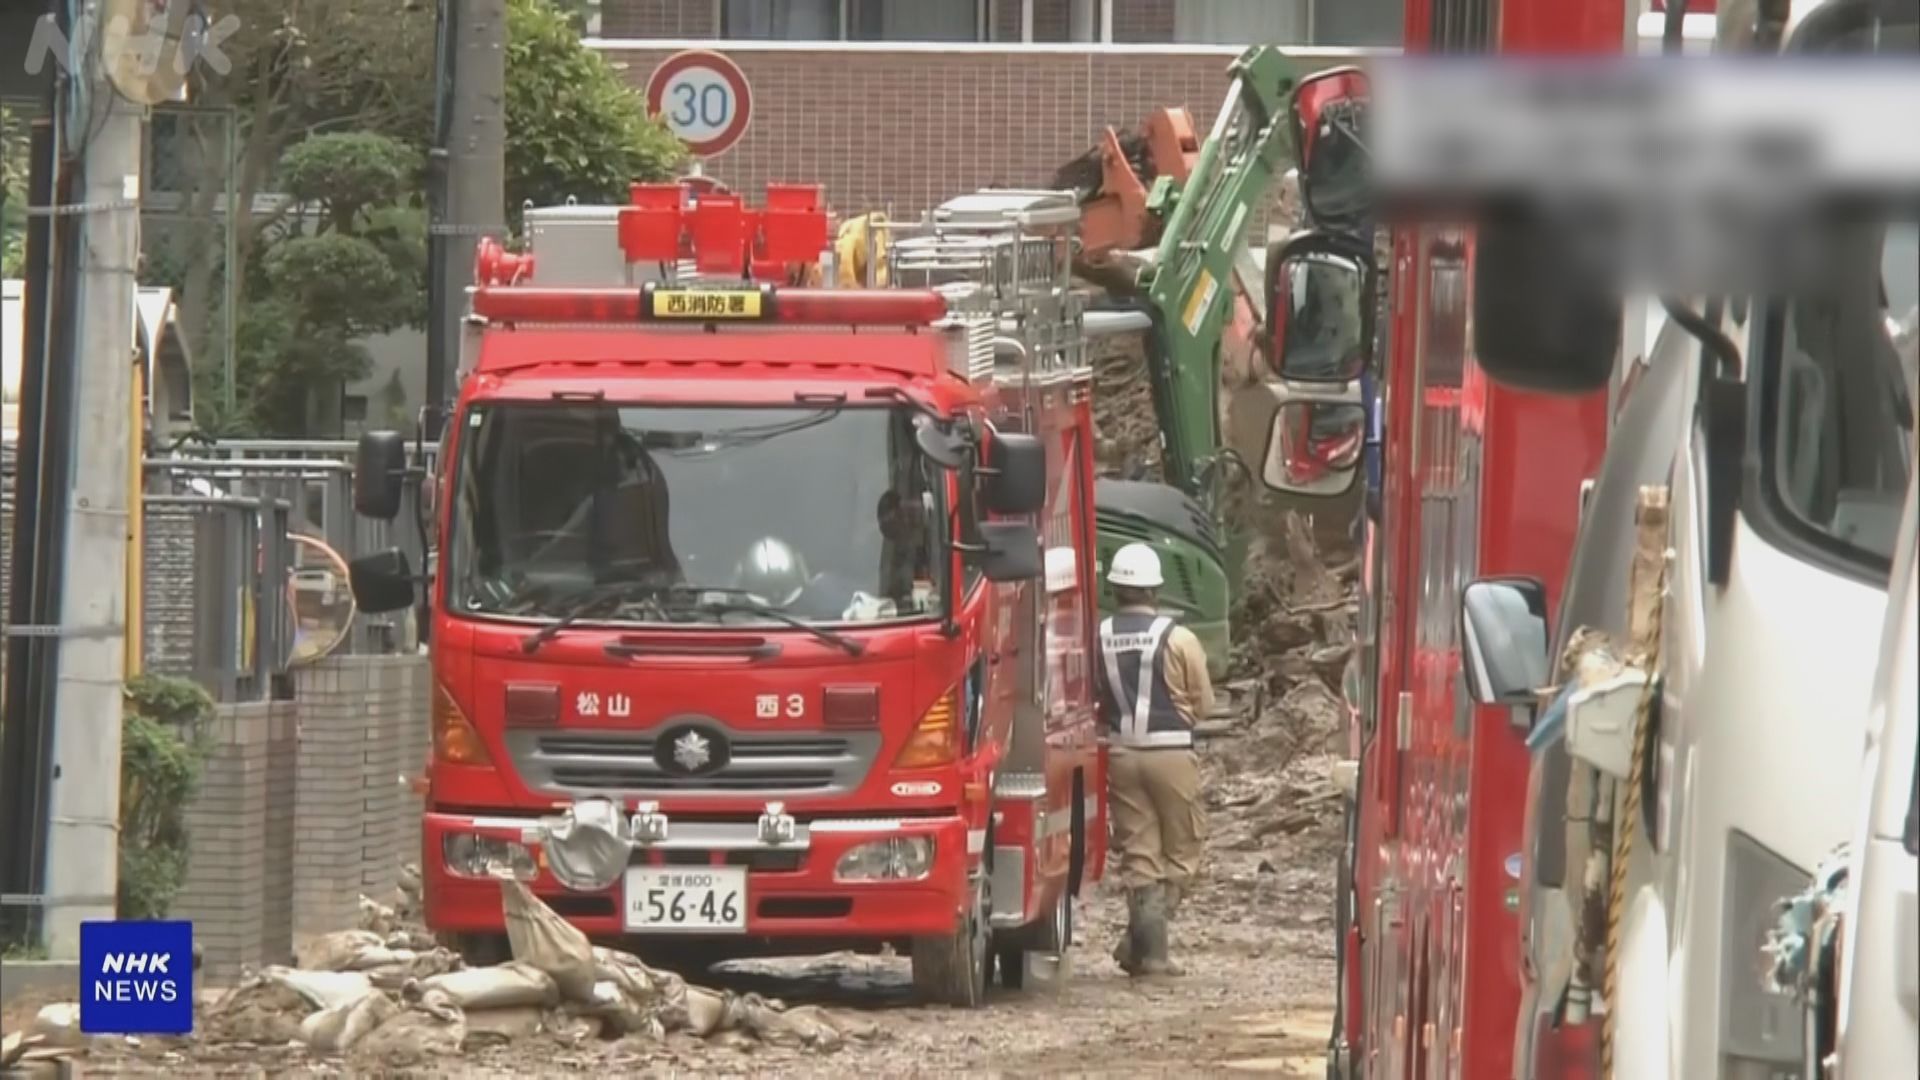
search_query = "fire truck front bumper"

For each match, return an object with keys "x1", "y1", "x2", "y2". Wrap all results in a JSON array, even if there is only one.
[{"x1": 421, "y1": 801, "x2": 976, "y2": 943}]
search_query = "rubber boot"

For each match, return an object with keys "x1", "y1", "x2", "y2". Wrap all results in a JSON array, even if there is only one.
[
  {"x1": 1113, "y1": 887, "x2": 1148, "y2": 975},
  {"x1": 1134, "y1": 883, "x2": 1183, "y2": 978}
]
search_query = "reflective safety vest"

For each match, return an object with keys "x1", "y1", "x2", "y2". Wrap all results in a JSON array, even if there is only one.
[{"x1": 1097, "y1": 611, "x2": 1194, "y2": 749}]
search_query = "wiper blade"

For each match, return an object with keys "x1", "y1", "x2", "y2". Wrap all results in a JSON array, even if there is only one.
[
  {"x1": 678, "y1": 594, "x2": 867, "y2": 656},
  {"x1": 520, "y1": 582, "x2": 659, "y2": 654}
]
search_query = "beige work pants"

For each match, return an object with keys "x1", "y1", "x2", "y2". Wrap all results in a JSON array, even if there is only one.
[{"x1": 1108, "y1": 746, "x2": 1206, "y2": 892}]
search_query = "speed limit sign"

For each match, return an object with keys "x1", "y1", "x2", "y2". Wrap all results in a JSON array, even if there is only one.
[{"x1": 645, "y1": 50, "x2": 753, "y2": 158}]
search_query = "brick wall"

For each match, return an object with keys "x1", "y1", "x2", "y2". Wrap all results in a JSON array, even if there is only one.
[
  {"x1": 172, "y1": 655, "x2": 428, "y2": 979},
  {"x1": 174, "y1": 699, "x2": 299, "y2": 979},
  {"x1": 599, "y1": 43, "x2": 1324, "y2": 224},
  {"x1": 290, "y1": 656, "x2": 430, "y2": 944}
]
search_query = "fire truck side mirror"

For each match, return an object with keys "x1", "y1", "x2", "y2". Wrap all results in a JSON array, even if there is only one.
[
  {"x1": 983, "y1": 431, "x2": 1047, "y2": 516},
  {"x1": 1259, "y1": 402, "x2": 1364, "y2": 498},
  {"x1": 354, "y1": 430, "x2": 408, "y2": 520},
  {"x1": 976, "y1": 521, "x2": 1043, "y2": 583},
  {"x1": 1459, "y1": 576, "x2": 1551, "y2": 707},
  {"x1": 1290, "y1": 67, "x2": 1371, "y2": 236},
  {"x1": 348, "y1": 548, "x2": 417, "y2": 615},
  {"x1": 1265, "y1": 230, "x2": 1375, "y2": 385},
  {"x1": 1472, "y1": 214, "x2": 1622, "y2": 395}
]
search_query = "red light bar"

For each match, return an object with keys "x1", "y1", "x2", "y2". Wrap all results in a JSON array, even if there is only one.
[
  {"x1": 616, "y1": 180, "x2": 829, "y2": 282},
  {"x1": 471, "y1": 285, "x2": 947, "y2": 326},
  {"x1": 473, "y1": 288, "x2": 643, "y2": 322}
]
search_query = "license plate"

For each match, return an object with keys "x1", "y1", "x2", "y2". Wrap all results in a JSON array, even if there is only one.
[
  {"x1": 650, "y1": 288, "x2": 763, "y2": 320},
  {"x1": 622, "y1": 866, "x2": 748, "y2": 933}
]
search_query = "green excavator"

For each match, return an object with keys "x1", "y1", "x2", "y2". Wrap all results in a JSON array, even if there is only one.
[{"x1": 1059, "y1": 45, "x2": 1353, "y2": 689}]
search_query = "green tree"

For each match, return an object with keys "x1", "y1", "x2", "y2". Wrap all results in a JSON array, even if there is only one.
[
  {"x1": 2, "y1": 103, "x2": 29, "y2": 279},
  {"x1": 505, "y1": 0, "x2": 687, "y2": 221},
  {"x1": 161, "y1": 0, "x2": 685, "y2": 434},
  {"x1": 232, "y1": 132, "x2": 425, "y2": 434}
]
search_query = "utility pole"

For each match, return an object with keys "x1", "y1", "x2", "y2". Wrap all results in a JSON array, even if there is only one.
[
  {"x1": 427, "y1": 0, "x2": 507, "y2": 427},
  {"x1": 38, "y1": 54, "x2": 144, "y2": 956}
]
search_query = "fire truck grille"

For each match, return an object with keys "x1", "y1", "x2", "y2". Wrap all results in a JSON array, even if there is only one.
[{"x1": 505, "y1": 727, "x2": 881, "y2": 797}]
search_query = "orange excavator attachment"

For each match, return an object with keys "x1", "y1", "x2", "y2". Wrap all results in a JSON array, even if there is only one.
[{"x1": 1057, "y1": 107, "x2": 1201, "y2": 271}]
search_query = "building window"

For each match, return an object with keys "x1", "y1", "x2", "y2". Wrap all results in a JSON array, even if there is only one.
[
  {"x1": 850, "y1": 0, "x2": 983, "y2": 41},
  {"x1": 721, "y1": 0, "x2": 840, "y2": 40},
  {"x1": 1173, "y1": 0, "x2": 1310, "y2": 45}
]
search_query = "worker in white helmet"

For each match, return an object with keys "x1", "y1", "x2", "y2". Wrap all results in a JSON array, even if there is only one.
[{"x1": 1097, "y1": 542, "x2": 1213, "y2": 977}]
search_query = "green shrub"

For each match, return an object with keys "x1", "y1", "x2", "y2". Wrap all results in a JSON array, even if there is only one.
[{"x1": 119, "y1": 675, "x2": 215, "y2": 921}]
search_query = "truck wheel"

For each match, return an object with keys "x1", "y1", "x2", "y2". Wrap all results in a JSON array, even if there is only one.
[{"x1": 912, "y1": 873, "x2": 990, "y2": 1007}]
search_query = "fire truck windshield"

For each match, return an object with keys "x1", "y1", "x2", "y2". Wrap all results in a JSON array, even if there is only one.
[{"x1": 444, "y1": 402, "x2": 948, "y2": 627}]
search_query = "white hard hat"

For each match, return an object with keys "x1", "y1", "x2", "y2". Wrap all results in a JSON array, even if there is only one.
[{"x1": 1107, "y1": 543, "x2": 1164, "y2": 589}]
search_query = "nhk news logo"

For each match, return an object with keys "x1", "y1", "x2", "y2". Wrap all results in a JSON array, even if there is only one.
[{"x1": 79, "y1": 920, "x2": 194, "y2": 1035}]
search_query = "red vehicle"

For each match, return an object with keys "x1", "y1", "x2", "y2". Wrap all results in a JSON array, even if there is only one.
[
  {"x1": 1266, "y1": 3, "x2": 1637, "y2": 1076},
  {"x1": 346, "y1": 181, "x2": 1107, "y2": 1007}
]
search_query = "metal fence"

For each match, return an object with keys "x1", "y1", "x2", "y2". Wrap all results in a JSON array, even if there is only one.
[
  {"x1": 142, "y1": 494, "x2": 294, "y2": 703},
  {"x1": 142, "y1": 440, "x2": 436, "y2": 681}
]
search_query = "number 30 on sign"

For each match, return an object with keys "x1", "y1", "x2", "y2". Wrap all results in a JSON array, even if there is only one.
[{"x1": 644, "y1": 50, "x2": 753, "y2": 159}]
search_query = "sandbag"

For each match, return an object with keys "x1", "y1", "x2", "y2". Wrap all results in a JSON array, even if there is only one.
[
  {"x1": 262, "y1": 966, "x2": 376, "y2": 1012},
  {"x1": 299, "y1": 990, "x2": 400, "y2": 1055},
  {"x1": 348, "y1": 1006, "x2": 465, "y2": 1067},
  {"x1": 500, "y1": 879, "x2": 598, "y2": 1001},
  {"x1": 204, "y1": 975, "x2": 315, "y2": 1045},
  {"x1": 462, "y1": 1005, "x2": 546, "y2": 1046},
  {"x1": 296, "y1": 930, "x2": 385, "y2": 971},
  {"x1": 415, "y1": 961, "x2": 559, "y2": 1011}
]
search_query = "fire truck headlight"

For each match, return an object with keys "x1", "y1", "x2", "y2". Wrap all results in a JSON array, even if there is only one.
[
  {"x1": 539, "y1": 799, "x2": 633, "y2": 893},
  {"x1": 835, "y1": 837, "x2": 935, "y2": 882},
  {"x1": 442, "y1": 833, "x2": 538, "y2": 881}
]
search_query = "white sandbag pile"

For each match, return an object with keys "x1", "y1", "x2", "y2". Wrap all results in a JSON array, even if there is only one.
[{"x1": 195, "y1": 877, "x2": 876, "y2": 1062}]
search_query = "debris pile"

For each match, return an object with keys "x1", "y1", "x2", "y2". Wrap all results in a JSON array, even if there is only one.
[
  {"x1": 5, "y1": 874, "x2": 876, "y2": 1073},
  {"x1": 207, "y1": 877, "x2": 875, "y2": 1063}
]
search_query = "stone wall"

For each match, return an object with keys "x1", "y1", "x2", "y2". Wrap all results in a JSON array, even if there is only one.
[{"x1": 173, "y1": 655, "x2": 429, "y2": 979}]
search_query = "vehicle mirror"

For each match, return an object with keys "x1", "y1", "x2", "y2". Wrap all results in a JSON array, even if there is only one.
[
  {"x1": 1460, "y1": 576, "x2": 1552, "y2": 706},
  {"x1": 348, "y1": 548, "x2": 417, "y2": 615},
  {"x1": 1472, "y1": 212, "x2": 1622, "y2": 394},
  {"x1": 1259, "y1": 402, "x2": 1364, "y2": 497},
  {"x1": 913, "y1": 413, "x2": 966, "y2": 470},
  {"x1": 1266, "y1": 230, "x2": 1375, "y2": 385},
  {"x1": 353, "y1": 430, "x2": 408, "y2": 520},
  {"x1": 983, "y1": 430, "x2": 1046, "y2": 515},
  {"x1": 976, "y1": 521, "x2": 1043, "y2": 583},
  {"x1": 1290, "y1": 67, "x2": 1371, "y2": 233}
]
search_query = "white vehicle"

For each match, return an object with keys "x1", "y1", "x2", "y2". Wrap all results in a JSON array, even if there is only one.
[
  {"x1": 1823, "y1": 476, "x2": 1919, "y2": 1078},
  {"x1": 1451, "y1": 2, "x2": 1920, "y2": 1077}
]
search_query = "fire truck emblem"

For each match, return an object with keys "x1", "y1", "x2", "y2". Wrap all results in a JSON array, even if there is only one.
[{"x1": 671, "y1": 730, "x2": 712, "y2": 772}]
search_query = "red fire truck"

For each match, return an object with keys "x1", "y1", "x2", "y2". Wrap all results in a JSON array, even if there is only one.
[
  {"x1": 346, "y1": 181, "x2": 1107, "y2": 1007},
  {"x1": 1264, "y1": 2, "x2": 1648, "y2": 1076}
]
